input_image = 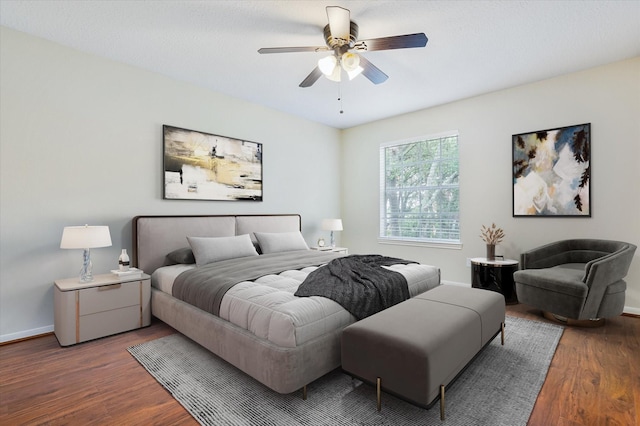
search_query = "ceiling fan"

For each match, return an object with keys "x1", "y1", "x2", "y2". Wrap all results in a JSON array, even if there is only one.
[{"x1": 258, "y1": 6, "x2": 428, "y2": 88}]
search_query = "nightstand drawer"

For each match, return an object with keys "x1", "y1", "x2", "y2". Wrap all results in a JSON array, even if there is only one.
[
  {"x1": 79, "y1": 305, "x2": 141, "y2": 342},
  {"x1": 79, "y1": 281, "x2": 140, "y2": 315}
]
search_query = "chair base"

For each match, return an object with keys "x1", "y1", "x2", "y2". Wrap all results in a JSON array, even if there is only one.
[{"x1": 542, "y1": 311, "x2": 605, "y2": 328}]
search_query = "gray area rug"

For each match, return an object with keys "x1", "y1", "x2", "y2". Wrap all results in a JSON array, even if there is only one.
[{"x1": 128, "y1": 316, "x2": 563, "y2": 425}]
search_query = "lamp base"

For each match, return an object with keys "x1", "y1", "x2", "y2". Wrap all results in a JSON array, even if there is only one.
[{"x1": 79, "y1": 248, "x2": 94, "y2": 282}]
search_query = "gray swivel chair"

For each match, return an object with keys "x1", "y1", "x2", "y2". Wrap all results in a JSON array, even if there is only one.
[{"x1": 513, "y1": 239, "x2": 636, "y2": 325}]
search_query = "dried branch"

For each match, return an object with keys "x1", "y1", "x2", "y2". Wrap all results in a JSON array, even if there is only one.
[{"x1": 480, "y1": 223, "x2": 504, "y2": 245}]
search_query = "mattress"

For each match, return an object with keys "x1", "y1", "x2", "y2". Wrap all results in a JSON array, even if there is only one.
[{"x1": 151, "y1": 260, "x2": 440, "y2": 348}]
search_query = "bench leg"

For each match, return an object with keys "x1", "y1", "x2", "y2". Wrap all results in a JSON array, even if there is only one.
[
  {"x1": 501, "y1": 321, "x2": 505, "y2": 345},
  {"x1": 440, "y1": 384, "x2": 445, "y2": 420},
  {"x1": 302, "y1": 385, "x2": 307, "y2": 400},
  {"x1": 376, "y1": 377, "x2": 382, "y2": 411}
]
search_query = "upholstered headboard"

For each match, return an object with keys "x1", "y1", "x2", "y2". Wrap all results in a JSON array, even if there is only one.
[{"x1": 132, "y1": 214, "x2": 301, "y2": 275}]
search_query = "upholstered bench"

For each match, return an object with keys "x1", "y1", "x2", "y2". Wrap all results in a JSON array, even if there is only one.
[{"x1": 341, "y1": 285, "x2": 505, "y2": 420}]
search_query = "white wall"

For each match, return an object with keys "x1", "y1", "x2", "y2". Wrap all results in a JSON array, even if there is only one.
[
  {"x1": 2, "y1": 26, "x2": 638, "y2": 342},
  {"x1": 341, "y1": 57, "x2": 640, "y2": 313},
  {"x1": 0, "y1": 27, "x2": 341, "y2": 341}
]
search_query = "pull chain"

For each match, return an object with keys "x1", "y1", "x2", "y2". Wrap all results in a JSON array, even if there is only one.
[{"x1": 338, "y1": 83, "x2": 344, "y2": 114}]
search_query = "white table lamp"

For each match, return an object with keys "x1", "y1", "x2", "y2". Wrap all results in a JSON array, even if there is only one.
[
  {"x1": 322, "y1": 219, "x2": 343, "y2": 247},
  {"x1": 60, "y1": 225, "x2": 112, "y2": 282}
]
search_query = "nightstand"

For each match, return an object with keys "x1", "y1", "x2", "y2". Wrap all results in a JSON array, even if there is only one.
[
  {"x1": 310, "y1": 246, "x2": 349, "y2": 254},
  {"x1": 470, "y1": 257, "x2": 519, "y2": 304},
  {"x1": 54, "y1": 273, "x2": 151, "y2": 346}
]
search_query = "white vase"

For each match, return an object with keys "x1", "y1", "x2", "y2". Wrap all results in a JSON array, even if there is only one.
[{"x1": 118, "y1": 249, "x2": 130, "y2": 272}]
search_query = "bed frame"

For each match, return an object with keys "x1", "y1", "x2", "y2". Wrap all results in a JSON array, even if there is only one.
[{"x1": 132, "y1": 214, "x2": 342, "y2": 395}]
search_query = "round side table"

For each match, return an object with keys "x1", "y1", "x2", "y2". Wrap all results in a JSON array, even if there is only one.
[{"x1": 470, "y1": 257, "x2": 519, "y2": 304}]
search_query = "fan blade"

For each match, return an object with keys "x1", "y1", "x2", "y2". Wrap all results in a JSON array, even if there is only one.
[
  {"x1": 359, "y1": 56, "x2": 388, "y2": 85},
  {"x1": 356, "y1": 33, "x2": 428, "y2": 51},
  {"x1": 299, "y1": 66, "x2": 323, "y2": 88},
  {"x1": 258, "y1": 46, "x2": 329, "y2": 54},
  {"x1": 326, "y1": 6, "x2": 350, "y2": 41}
]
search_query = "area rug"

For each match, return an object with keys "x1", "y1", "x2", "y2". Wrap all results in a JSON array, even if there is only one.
[{"x1": 128, "y1": 316, "x2": 563, "y2": 426}]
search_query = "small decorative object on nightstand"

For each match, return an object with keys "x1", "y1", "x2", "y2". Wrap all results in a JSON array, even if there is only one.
[
  {"x1": 110, "y1": 267, "x2": 143, "y2": 280},
  {"x1": 54, "y1": 272, "x2": 151, "y2": 346},
  {"x1": 118, "y1": 249, "x2": 130, "y2": 271},
  {"x1": 480, "y1": 223, "x2": 504, "y2": 261}
]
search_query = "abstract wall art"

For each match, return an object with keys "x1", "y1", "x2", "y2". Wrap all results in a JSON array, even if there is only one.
[
  {"x1": 512, "y1": 123, "x2": 590, "y2": 217},
  {"x1": 163, "y1": 125, "x2": 262, "y2": 201}
]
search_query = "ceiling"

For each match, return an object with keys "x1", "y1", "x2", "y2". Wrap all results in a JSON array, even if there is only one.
[{"x1": 1, "y1": 1, "x2": 639, "y2": 129}]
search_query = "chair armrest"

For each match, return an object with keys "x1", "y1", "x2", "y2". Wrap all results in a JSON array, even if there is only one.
[{"x1": 583, "y1": 244, "x2": 636, "y2": 287}]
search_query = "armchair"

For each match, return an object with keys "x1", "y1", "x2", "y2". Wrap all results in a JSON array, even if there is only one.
[{"x1": 513, "y1": 239, "x2": 636, "y2": 325}]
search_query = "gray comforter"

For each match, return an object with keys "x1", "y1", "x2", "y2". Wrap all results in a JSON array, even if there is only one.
[
  {"x1": 294, "y1": 255, "x2": 416, "y2": 319},
  {"x1": 172, "y1": 250, "x2": 343, "y2": 316}
]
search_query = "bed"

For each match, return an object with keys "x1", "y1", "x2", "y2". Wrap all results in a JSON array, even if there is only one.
[{"x1": 133, "y1": 214, "x2": 441, "y2": 395}]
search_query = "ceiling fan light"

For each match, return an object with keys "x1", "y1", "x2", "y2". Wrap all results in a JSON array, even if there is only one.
[
  {"x1": 341, "y1": 52, "x2": 360, "y2": 72},
  {"x1": 318, "y1": 55, "x2": 338, "y2": 76},
  {"x1": 347, "y1": 65, "x2": 363, "y2": 80},
  {"x1": 327, "y1": 64, "x2": 342, "y2": 82}
]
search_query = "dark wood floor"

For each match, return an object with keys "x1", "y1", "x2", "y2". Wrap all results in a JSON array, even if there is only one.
[{"x1": 1, "y1": 305, "x2": 638, "y2": 425}]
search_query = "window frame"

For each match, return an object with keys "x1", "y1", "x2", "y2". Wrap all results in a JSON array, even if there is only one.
[{"x1": 378, "y1": 131, "x2": 462, "y2": 249}]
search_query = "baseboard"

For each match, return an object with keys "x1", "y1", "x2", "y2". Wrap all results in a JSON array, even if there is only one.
[
  {"x1": 623, "y1": 306, "x2": 640, "y2": 316},
  {"x1": 0, "y1": 325, "x2": 54, "y2": 345}
]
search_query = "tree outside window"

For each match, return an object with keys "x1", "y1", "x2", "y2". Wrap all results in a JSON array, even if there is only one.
[{"x1": 379, "y1": 132, "x2": 460, "y2": 244}]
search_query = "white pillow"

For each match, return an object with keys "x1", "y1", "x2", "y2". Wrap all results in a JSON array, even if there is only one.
[
  {"x1": 187, "y1": 234, "x2": 259, "y2": 266},
  {"x1": 254, "y1": 231, "x2": 309, "y2": 254}
]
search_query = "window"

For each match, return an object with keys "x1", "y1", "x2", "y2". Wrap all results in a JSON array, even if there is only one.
[{"x1": 379, "y1": 132, "x2": 460, "y2": 246}]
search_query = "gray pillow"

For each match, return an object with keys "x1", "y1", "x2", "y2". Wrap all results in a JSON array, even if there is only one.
[
  {"x1": 254, "y1": 231, "x2": 309, "y2": 254},
  {"x1": 187, "y1": 234, "x2": 259, "y2": 266},
  {"x1": 166, "y1": 247, "x2": 195, "y2": 265}
]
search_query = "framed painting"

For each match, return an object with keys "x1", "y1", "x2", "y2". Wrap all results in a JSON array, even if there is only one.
[
  {"x1": 512, "y1": 123, "x2": 590, "y2": 217},
  {"x1": 163, "y1": 125, "x2": 262, "y2": 201}
]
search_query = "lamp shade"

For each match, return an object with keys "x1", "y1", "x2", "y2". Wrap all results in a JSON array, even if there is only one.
[
  {"x1": 318, "y1": 55, "x2": 337, "y2": 75},
  {"x1": 341, "y1": 52, "x2": 360, "y2": 72},
  {"x1": 60, "y1": 225, "x2": 112, "y2": 249},
  {"x1": 318, "y1": 55, "x2": 341, "y2": 82},
  {"x1": 322, "y1": 219, "x2": 343, "y2": 232}
]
